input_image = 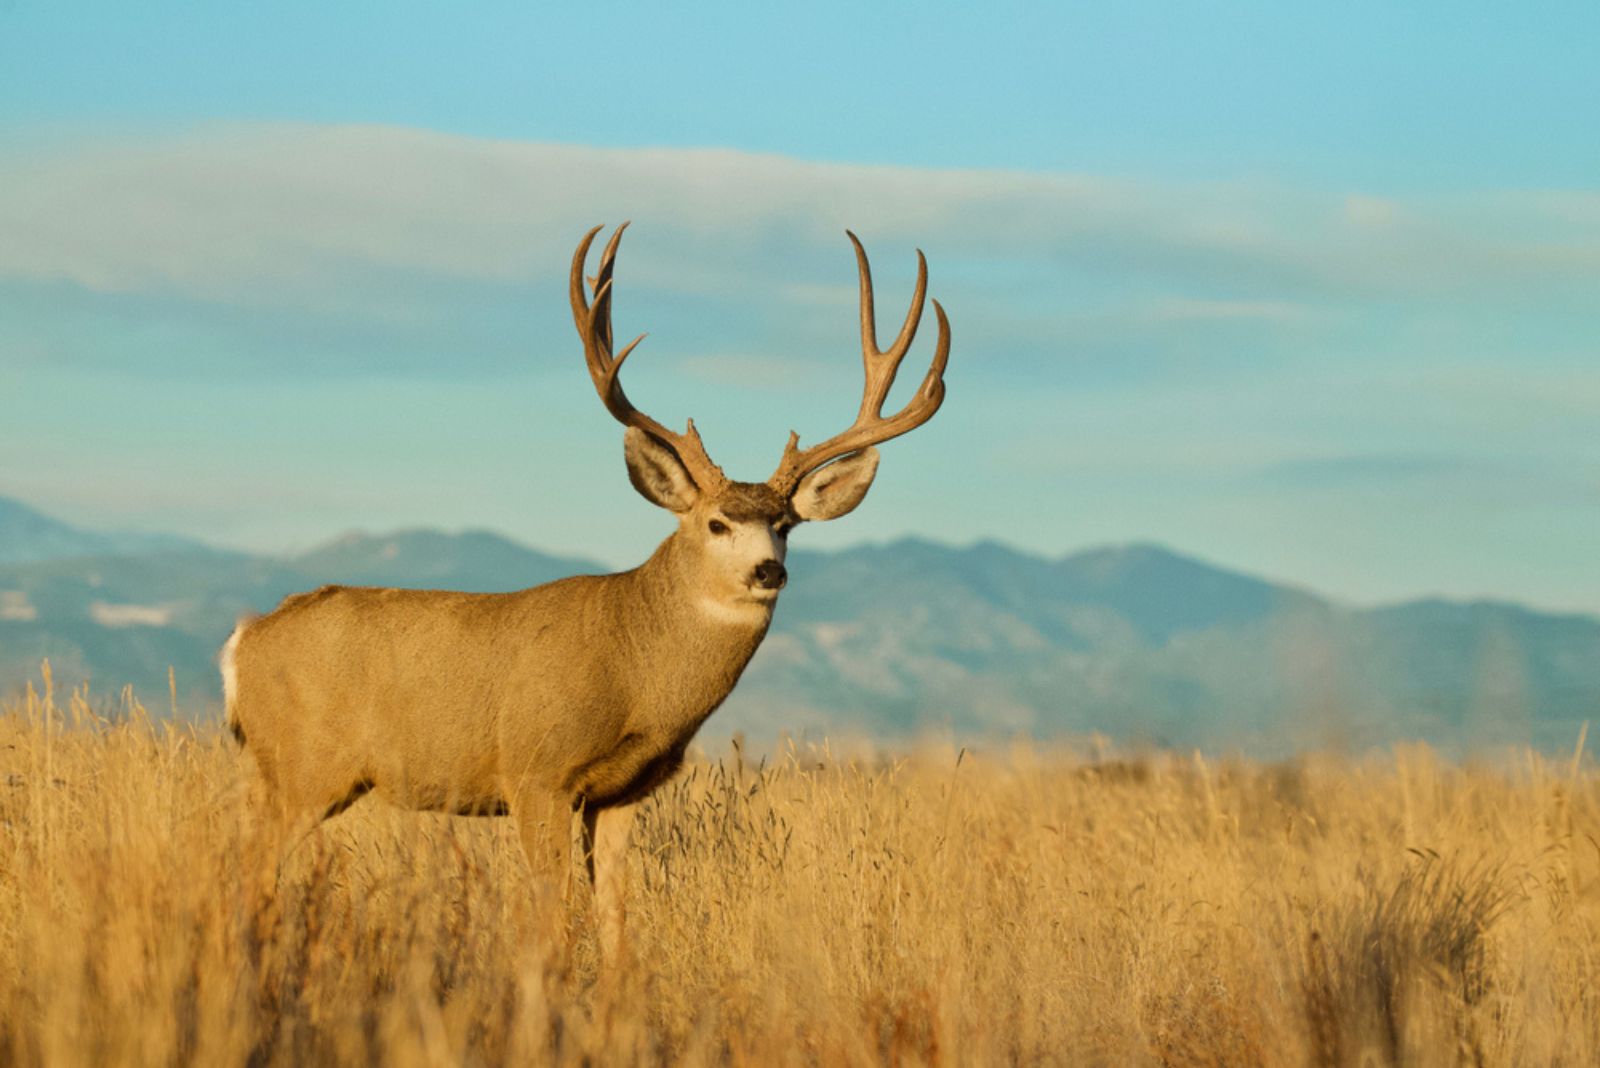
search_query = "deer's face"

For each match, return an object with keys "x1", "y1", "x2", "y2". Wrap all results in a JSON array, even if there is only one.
[
  {"x1": 683, "y1": 482, "x2": 793, "y2": 609},
  {"x1": 622, "y1": 428, "x2": 881, "y2": 620}
]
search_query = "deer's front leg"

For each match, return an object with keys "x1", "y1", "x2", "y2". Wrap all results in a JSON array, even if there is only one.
[
  {"x1": 512, "y1": 786, "x2": 575, "y2": 907},
  {"x1": 582, "y1": 802, "x2": 637, "y2": 965}
]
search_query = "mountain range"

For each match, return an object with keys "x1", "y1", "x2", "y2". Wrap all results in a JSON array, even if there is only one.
[
  {"x1": 0, "y1": 497, "x2": 208, "y2": 564},
  {"x1": 1, "y1": 496, "x2": 1595, "y2": 752}
]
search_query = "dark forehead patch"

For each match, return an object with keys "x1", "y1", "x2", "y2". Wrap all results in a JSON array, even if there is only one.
[{"x1": 715, "y1": 481, "x2": 789, "y2": 522}]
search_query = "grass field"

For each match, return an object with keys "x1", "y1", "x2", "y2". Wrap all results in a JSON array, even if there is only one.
[{"x1": 2, "y1": 671, "x2": 1597, "y2": 1066}]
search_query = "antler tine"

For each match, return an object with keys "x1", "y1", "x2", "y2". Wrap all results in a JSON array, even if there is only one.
[
  {"x1": 569, "y1": 224, "x2": 728, "y2": 491},
  {"x1": 569, "y1": 224, "x2": 603, "y2": 325},
  {"x1": 849, "y1": 231, "x2": 928, "y2": 424},
  {"x1": 591, "y1": 221, "x2": 635, "y2": 352},
  {"x1": 767, "y1": 234, "x2": 950, "y2": 496}
]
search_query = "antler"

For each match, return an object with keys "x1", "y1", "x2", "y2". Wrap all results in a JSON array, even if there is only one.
[
  {"x1": 570, "y1": 223, "x2": 729, "y2": 491},
  {"x1": 766, "y1": 232, "x2": 950, "y2": 496}
]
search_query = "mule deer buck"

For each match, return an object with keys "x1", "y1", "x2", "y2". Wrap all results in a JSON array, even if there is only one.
[{"x1": 224, "y1": 223, "x2": 951, "y2": 956}]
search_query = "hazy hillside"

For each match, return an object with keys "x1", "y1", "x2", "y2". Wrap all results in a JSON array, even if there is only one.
[
  {"x1": 0, "y1": 498, "x2": 606, "y2": 708},
  {"x1": 1, "y1": 496, "x2": 1595, "y2": 750},
  {"x1": 726, "y1": 539, "x2": 1600, "y2": 750},
  {"x1": 0, "y1": 498, "x2": 208, "y2": 565}
]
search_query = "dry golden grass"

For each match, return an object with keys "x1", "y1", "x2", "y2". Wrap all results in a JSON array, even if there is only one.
[{"x1": 2, "y1": 670, "x2": 1598, "y2": 1066}]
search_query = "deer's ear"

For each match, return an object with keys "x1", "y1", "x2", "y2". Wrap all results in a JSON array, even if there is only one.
[
  {"x1": 791, "y1": 448, "x2": 880, "y2": 521},
  {"x1": 624, "y1": 427, "x2": 700, "y2": 513}
]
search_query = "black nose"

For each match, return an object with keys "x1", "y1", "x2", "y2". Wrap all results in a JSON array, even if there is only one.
[{"x1": 752, "y1": 559, "x2": 787, "y2": 590}]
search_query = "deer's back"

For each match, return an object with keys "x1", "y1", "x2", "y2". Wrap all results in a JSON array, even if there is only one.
[{"x1": 230, "y1": 576, "x2": 639, "y2": 810}]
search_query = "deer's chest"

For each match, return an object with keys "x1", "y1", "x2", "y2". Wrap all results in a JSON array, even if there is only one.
[
  {"x1": 564, "y1": 727, "x2": 691, "y2": 808},
  {"x1": 562, "y1": 664, "x2": 743, "y2": 807},
  {"x1": 549, "y1": 616, "x2": 764, "y2": 807}
]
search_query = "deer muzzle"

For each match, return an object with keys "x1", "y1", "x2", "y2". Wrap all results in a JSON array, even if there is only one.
[{"x1": 752, "y1": 560, "x2": 787, "y2": 591}]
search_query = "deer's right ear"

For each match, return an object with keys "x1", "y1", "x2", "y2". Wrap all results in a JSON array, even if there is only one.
[{"x1": 624, "y1": 427, "x2": 700, "y2": 513}]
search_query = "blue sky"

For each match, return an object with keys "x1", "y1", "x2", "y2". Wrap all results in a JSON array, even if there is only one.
[{"x1": 2, "y1": 2, "x2": 1597, "y2": 613}]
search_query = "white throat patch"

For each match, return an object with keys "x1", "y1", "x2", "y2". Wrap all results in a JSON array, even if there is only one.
[{"x1": 695, "y1": 594, "x2": 774, "y2": 627}]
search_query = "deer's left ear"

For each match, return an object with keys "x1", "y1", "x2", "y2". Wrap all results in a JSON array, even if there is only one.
[{"x1": 791, "y1": 448, "x2": 880, "y2": 521}]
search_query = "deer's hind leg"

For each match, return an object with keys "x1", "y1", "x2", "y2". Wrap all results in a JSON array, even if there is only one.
[{"x1": 236, "y1": 735, "x2": 371, "y2": 896}]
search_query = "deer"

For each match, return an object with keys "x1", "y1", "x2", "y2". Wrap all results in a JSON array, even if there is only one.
[{"x1": 222, "y1": 223, "x2": 951, "y2": 959}]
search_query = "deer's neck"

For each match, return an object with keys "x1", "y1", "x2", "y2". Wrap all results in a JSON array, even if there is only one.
[
  {"x1": 636, "y1": 532, "x2": 775, "y2": 638},
  {"x1": 620, "y1": 533, "x2": 772, "y2": 728}
]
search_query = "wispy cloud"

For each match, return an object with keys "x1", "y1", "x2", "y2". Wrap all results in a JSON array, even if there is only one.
[
  {"x1": 4, "y1": 123, "x2": 1598, "y2": 323},
  {"x1": 1247, "y1": 452, "x2": 1597, "y2": 509},
  {"x1": 1251, "y1": 453, "x2": 1471, "y2": 489},
  {"x1": 676, "y1": 353, "x2": 831, "y2": 391},
  {"x1": 1145, "y1": 298, "x2": 1308, "y2": 324}
]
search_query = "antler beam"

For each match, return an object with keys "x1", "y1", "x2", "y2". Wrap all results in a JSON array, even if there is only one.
[
  {"x1": 570, "y1": 224, "x2": 729, "y2": 491},
  {"x1": 766, "y1": 232, "x2": 950, "y2": 495}
]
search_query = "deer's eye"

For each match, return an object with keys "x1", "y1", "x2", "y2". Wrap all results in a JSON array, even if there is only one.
[
  {"x1": 708, "y1": 519, "x2": 729, "y2": 536},
  {"x1": 773, "y1": 520, "x2": 792, "y2": 539}
]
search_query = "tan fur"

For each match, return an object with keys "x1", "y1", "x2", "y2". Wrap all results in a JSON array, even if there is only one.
[
  {"x1": 229, "y1": 224, "x2": 950, "y2": 957},
  {"x1": 226, "y1": 482, "x2": 795, "y2": 955}
]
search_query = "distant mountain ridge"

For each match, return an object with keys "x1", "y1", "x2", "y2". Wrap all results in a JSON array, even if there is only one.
[
  {"x1": 291, "y1": 529, "x2": 600, "y2": 592},
  {"x1": 1, "y1": 495, "x2": 1595, "y2": 751},
  {"x1": 0, "y1": 497, "x2": 211, "y2": 565}
]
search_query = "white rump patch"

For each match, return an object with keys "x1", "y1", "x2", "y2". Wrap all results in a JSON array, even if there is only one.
[
  {"x1": 220, "y1": 623, "x2": 244, "y2": 710},
  {"x1": 89, "y1": 601, "x2": 173, "y2": 627}
]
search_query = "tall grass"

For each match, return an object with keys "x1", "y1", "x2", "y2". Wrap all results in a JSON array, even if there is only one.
[{"x1": 2, "y1": 670, "x2": 1597, "y2": 1065}]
